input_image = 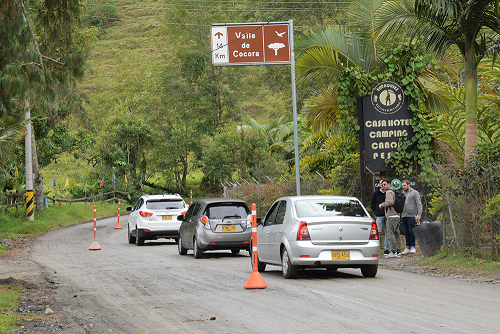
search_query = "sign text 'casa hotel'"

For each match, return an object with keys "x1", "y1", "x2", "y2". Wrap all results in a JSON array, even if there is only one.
[{"x1": 211, "y1": 22, "x2": 291, "y2": 66}]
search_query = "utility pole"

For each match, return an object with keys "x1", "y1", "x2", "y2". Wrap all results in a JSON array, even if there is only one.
[{"x1": 25, "y1": 98, "x2": 34, "y2": 220}]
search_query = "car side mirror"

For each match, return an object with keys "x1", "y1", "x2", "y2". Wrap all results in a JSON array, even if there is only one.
[
  {"x1": 177, "y1": 214, "x2": 186, "y2": 222},
  {"x1": 126, "y1": 206, "x2": 133, "y2": 212},
  {"x1": 257, "y1": 217, "x2": 262, "y2": 226}
]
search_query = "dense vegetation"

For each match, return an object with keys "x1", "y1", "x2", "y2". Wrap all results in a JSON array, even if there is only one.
[{"x1": 1, "y1": 0, "x2": 499, "y2": 254}]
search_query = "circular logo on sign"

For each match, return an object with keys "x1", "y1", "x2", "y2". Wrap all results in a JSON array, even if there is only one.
[
  {"x1": 371, "y1": 81, "x2": 405, "y2": 115},
  {"x1": 391, "y1": 179, "x2": 402, "y2": 191}
]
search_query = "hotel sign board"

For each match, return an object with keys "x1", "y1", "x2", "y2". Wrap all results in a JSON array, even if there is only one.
[
  {"x1": 211, "y1": 22, "x2": 291, "y2": 66},
  {"x1": 362, "y1": 81, "x2": 414, "y2": 172}
]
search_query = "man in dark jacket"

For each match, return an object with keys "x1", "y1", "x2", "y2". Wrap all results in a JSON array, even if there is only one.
[{"x1": 371, "y1": 179, "x2": 389, "y2": 254}]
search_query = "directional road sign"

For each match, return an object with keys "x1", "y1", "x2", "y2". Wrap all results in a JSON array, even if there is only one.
[{"x1": 211, "y1": 22, "x2": 291, "y2": 66}]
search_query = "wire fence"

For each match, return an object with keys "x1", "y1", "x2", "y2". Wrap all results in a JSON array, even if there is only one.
[{"x1": 222, "y1": 171, "x2": 499, "y2": 257}]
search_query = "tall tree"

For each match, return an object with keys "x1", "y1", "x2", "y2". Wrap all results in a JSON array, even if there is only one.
[
  {"x1": 1, "y1": 0, "x2": 93, "y2": 211},
  {"x1": 373, "y1": 0, "x2": 500, "y2": 160}
]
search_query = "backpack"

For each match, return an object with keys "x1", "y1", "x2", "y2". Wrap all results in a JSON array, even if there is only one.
[{"x1": 392, "y1": 189, "x2": 406, "y2": 214}]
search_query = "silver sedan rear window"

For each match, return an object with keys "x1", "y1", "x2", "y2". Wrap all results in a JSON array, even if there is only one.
[{"x1": 295, "y1": 199, "x2": 367, "y2": 218}]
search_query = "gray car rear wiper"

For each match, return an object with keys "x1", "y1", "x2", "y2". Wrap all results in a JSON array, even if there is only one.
[{"x1": 223, "y1": 215, "x2": 241, "y2": 220}]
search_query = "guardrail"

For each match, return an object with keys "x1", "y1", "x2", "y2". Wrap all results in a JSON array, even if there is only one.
[{"x1": 1, "y1": 191, "x2": 130, "y2": 211}]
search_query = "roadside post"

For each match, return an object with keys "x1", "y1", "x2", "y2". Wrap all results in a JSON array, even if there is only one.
[
  {"x1": 89, "y1": 205, "x2": 102, "y2": 250},
  {"x1": 114, "y1": 199, "x2": 122, "y2": 229},
  {"x1": 244, "y1": 203, "x2": 267, "y2": 289}
]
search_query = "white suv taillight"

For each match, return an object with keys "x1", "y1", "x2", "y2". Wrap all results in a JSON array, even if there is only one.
[
  {"x1": 369, "y1": 220, "x2": 379, "y2": 240},
  {"x1": 297, "y1": 221, "x2": 311, "y2": 241},
  {"x1": 246, "y1": 214, "x2": 252, "y2": 228},
  {"x1": 139, "y1": 211, "x2": 153, "y2": 217}
]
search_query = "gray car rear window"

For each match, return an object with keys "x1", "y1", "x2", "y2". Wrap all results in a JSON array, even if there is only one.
[
  {"x1": 295, "y1": 199, "x2": 367, "y2": 218},
  {"x1": 205, "y1": 204, "x2": 249, "y2": 219},
  {"x1": 146, "y1": 199, "x2": 185, "y2": 210}
]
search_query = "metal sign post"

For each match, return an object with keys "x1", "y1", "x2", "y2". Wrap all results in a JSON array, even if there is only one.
[{"x1": 211, "y1": 20, "x2": 301, "y2": 195}]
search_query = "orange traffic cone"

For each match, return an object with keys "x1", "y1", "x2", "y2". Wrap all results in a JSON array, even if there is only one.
[
  {"x1": 244, "y1": 203, "x2": 267, "y2": 289},
  {"x1": 114, "y1": 200, "x2": 122, "y2": 229},
  {"x1": 89, "y1": 240, "x2": 101, "y2": 251},
  {"x1": 244, "y1": 270, "x2": 267, "y2": 289},
  {"x1": 89, "y1": 205, "x2": 102, "y2": 251}
]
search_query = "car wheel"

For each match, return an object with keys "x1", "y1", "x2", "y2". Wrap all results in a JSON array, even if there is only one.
[
  {"x1": 178, "y1": 235, "x2": 187, "y2": 255},
  {"x1": 231, "y1": 249, "x2": 240, "y2": 254},
  {"x1": 193, "y1": 237, "x2": 203, "y2": 259},
  {"x1": 281, "y1": 248, "x2": 297, "y2": 279},
  {"x1": 135, "y1": 229, "x2": 144, "y2": 246},
  {"x1": 127, "y1": 224, "x2": 136, "y2": 244},
  {"x1": 361, "y1": 264, "x2": 378, "y2": 278}
]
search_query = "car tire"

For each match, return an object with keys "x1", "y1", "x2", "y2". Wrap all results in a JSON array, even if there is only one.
[
  {"x1": 281, "y1": 248, "x2": 297, "y2": 279},
  {"x1": 231, "y1": 249, "x2": 240, "y2": 254},
  {"x1": 135, "y1": 229, "x2": 144, "y2": 246},
  {"x1": 193, "y1": 237, "x2": 203, "y2": 259},
  {"x1": 361, "y1": 264, "x2": 378, "y2": 278},
  {"x1": 127, "y1": 224, "x2": 136, "y2": 244},
  {"x1": 178, "y1": 235, "x2": 187, "y2": 255}
]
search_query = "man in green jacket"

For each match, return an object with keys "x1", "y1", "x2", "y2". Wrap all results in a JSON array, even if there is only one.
[{"x1": 379, "y1": 179, "x2": 401, "y2": 258}]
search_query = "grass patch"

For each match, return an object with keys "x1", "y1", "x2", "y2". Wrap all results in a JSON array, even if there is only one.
[
  {"x1": 0, "y1": 201, "x2": 119, "y2": 240},
  {"x1": 0, "y1": 285, "x2": 22, "y2": 333},
  {"x1": 416, "y1": 249, "x2": 500, "y2": 280}
]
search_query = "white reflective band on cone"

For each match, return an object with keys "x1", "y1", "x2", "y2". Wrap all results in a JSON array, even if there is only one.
[
  {"x1": 252, "y1": 228, "x2": 257, "y2": 232},
  {"x1": 252, "y1": 210, "x2": 256, "y2": 215},
  {"x1": 252, "y1": 247, "x2": 257, "y2": 251}
]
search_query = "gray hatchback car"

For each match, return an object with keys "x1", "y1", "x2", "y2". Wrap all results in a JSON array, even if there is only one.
[
  {"x1": 254, "y1": 195, "x2": 380, "y2": 278},
  {"x1": 177, "y1": 198, "x2": 252, "y2": 258}
]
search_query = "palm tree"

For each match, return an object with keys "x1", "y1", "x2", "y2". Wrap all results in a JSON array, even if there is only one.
[
  {"x1": 0, "y1": 119, "x2": 27, "y2": 166},
  {"x1": 295, "y1": 0, "x2": 457, "y2": 134},
  {"x1": 373, "y1": 0, "x2": 500, "y2": 160}
]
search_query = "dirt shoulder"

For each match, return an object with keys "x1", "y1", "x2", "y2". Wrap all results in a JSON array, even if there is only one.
[
  {"x1": 1, "y1": 236, "x2": 499, "y2": 334},
  {"x1": 1, "y1": 237, "x2": 89, "y2": 334}
]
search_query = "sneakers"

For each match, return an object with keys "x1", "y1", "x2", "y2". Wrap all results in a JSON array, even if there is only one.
[
  {"x1": 384, "y1": 249, "x2": 390, "y2": 255},
  {"x1": 410, "y1": 246, "x2": 416, "y2": 253},
  {"x1": 385, "y1": 252, "x2": 401, "y2": 258},
  {"x1": 402, "y1": 247, "x2": 411, "y2": 255}
]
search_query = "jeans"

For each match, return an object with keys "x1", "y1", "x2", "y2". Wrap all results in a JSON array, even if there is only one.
[
  {"x1": 376, "y1": 216, "x2": 389, "y2": 250},
  {"x1": 401, "y1": 216, "x2": 416, "y2": 248}
]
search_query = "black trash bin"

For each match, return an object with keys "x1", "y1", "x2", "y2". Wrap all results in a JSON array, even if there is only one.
[{"x1": 414, "y1": 221, "x2": 443, "y2": 257}]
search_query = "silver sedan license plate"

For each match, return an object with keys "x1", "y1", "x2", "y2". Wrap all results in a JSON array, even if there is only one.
[{"x1": 331, "y1": 250, "x2": 350, "y2": 260}]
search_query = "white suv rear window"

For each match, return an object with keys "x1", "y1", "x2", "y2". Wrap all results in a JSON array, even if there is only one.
[{"x1": 146, "y1": 199, "x2": 185, "y2": 210}]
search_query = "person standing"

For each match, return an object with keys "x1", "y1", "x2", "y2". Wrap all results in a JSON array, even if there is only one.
[
  {"x1": 401, "y1": 179, "x2": 422, "y2": 254},
  {"x1": 379, "y1": 179, "x2": 401, "y2": 258},
  {"x1": 371, "y1": 179, "x2": 389, "y2": 254}
]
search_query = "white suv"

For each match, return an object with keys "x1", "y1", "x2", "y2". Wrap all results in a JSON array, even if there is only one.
[{"x1": 126, "y1": 194, "x2": 187, "y2": 246}]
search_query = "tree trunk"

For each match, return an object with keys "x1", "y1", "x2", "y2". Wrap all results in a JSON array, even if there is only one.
[
  {"x1": 464, "y1": 44, "x2": 478, "y2": 161},
  {"x1": 31, "y1": 128, "x2": 44, "y2": 211}
]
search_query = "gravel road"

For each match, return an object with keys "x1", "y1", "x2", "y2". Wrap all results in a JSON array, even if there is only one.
[{"x1": 2, "y1": 215, "x2": 500, "y2": 333}]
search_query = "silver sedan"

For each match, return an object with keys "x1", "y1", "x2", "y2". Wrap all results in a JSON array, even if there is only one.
[{"x1": 254, "y1": 196, "x2": 380, "y2": 278}]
